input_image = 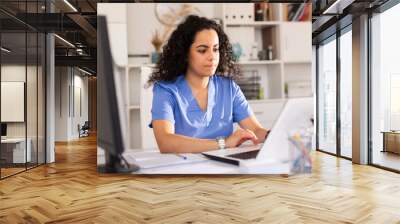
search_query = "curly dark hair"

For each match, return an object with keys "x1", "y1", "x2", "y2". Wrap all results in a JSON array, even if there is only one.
[{"x1": 147, "y1": 15, "x2": 241, "y2": 86}]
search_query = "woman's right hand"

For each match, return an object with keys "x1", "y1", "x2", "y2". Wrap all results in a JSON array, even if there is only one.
[{"x1": 225, "y1": 129, "x2": 259, "y2": 148}]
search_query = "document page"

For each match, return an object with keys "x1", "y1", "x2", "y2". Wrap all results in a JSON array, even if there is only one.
[{"x1": 123, "y1": 150, "x2": 209, "y2": 169}]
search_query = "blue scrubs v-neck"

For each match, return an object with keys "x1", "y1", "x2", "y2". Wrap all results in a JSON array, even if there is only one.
[
  {"x1": 150, "y1": 75, "x2": 253, "y2": 139},
  {"x1": 181, "y1": 76, "x2": 215, "y2": 128}
]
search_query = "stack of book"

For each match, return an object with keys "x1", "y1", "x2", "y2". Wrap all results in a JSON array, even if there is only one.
[
  {"x1": 236, "y1": 70, "x2": 261, "y2": 100},
  {"x1": 284, "y1": 3, "x2": 311, "y2": 22},
  {"x1": 254, "y1": 3, "x2": 274, "y2": 21}
]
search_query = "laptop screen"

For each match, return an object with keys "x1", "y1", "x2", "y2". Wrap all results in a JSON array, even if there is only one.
[{"x1": 256, "y1": 97, "x2": 314, "y2": 161}]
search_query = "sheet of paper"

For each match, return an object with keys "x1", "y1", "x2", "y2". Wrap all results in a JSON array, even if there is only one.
[{"x1": 123, "y1": 150, "x2": 209, "y2": 169}]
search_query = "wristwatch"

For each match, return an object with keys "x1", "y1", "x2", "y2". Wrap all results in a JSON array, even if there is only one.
[{"x1": 216, "y1": 136, "x2": 226, "y2": 150}]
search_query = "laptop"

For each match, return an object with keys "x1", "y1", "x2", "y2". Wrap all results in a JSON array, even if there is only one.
[{"x1": 202, "y1": 97, "x2": 314, "y2": 166}]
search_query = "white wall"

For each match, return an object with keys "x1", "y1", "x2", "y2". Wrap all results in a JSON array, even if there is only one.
[
  {"x1": 97, "y1": 3, "x2": 128, "y2": 67},
  {"x1": 1, "y1": 64, "x2": 46, "y2": 163},
  {"x1": 55, "y1": 67, "x2": 69, "y2": 141},
  {"x1": 98, "y1": 3, "x2": 217, "y2": 65},
  {"x1": 1, "y1": 65, "x2": 25, "y2": 127},
  {"x1": 72, "y1": 74, "x2": 89, "y2": 138},
  {"x1": 1, "y1": 65, "x2": 31, "y2": 138},
  {"x1": 126, "y1": 3, "x2": 216, "y2": 58},
  {"x1": 55, "y1": 67, "x2": 89, "y2": 141},
  {"x1": 1, "y1": 65, "x2": 26, "y2": 81}
]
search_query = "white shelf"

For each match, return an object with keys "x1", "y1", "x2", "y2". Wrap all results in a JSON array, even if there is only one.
[
  {"x1": 281, "y1": 21, "x2": 310, "y2": 24},
  {"x1": 129, "y1": 105, "x2": 140, "y2": 110},
  {"x1": 225, "y1": 21, "x2": 280, "y2": 28},
  {"x1": 283, "y1": 60, "x2": 312, "y2": 64},
  {"x1": 127, "y1": 63, "x2": 156, "y2": 68},
  {"x1": 237, "y1": 60, "x2": 281, "y2": 65}
]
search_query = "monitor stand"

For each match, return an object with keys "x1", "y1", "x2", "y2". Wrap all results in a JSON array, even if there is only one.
[{"x1": 97, "y1": 153, "x2": 140, "y2": 173}]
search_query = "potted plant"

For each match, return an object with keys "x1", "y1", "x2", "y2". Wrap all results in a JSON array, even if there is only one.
[{"x1": 151, "y1": 30, "x2": 163, "y2": 64}]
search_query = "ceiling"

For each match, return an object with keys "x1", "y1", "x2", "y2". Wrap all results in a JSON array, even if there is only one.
[
  {"x1": 6, "y1": 0, "x2": 390, "y2": 74},
  {"x1": 1, "y1": 0, "x2": 106, "y2": 74},
  {"x1": 312, "y1": 0, "x2": 390, "y2": 43}
]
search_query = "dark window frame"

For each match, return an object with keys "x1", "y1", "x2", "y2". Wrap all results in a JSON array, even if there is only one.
[
  {"x1": 0, "y1": 0, "x2": 47, "y2": 180},
  {"x1": 315, "y1": 0, "x2": 400, "y2": 173},
  {"x1": 315, "y1": 21, "x2": 353, "y2": 161}
]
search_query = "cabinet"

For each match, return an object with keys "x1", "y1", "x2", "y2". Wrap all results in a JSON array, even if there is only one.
[
  {"x1": 281, "y1": 22, "x2": 312, "y2": 62},
  {"x1": 382, "y1": 131, "x2": 400, "y2": 154},
  {"x1": 248, "y1": 99, "x2": 286, "y2": 129}
]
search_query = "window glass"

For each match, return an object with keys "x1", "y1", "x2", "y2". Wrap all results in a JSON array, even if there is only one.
[
  {"x1": 340, "y1": 29, "x2": 352, "y2": 158},
  {"x1": 371, "y1": 3, "x2": 400, "y2": 171},
  {"x1": 318, "y1": 37, "x2": 337, "y2": 154}
]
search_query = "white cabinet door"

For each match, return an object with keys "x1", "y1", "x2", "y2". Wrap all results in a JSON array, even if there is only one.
[
  {"x1": 249, "y1": 100, "x2": 286, "y2": 129},
  {"x1": 140, "y1": 67, "x2": 158, "y2": 149},
  {"x1": 281, "y1": 22, "x2": 312, "y2": 62}
]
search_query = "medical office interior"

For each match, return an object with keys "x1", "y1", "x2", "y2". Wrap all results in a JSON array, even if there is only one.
[
  {"x1": 96, "y1": 2, "x2": 313, "y2": 161},
  {"x1": 1, "y1": 0, "x2": 400, "y2": 222}
]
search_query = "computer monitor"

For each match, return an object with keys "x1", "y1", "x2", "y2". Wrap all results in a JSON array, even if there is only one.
[
  {"x1": 97, "y1": 16, "x2": 139, "y2": 173},
  {"x1": 1, "y1": 123, "x2": 6, "y2": 137}
]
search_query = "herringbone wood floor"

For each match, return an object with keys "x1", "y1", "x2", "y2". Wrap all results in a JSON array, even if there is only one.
[{"x1": 1, "y1": 135, "x2": 400, "y2": 224}]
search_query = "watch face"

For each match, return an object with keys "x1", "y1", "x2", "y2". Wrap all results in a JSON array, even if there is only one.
[{"x1": 216, "y1": 137, "x2": 225, "y2": 149}]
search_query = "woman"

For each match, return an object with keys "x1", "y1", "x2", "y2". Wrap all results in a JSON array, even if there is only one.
[{"x1": 148, "y1": 15, "x2": 269, "y2": 153}]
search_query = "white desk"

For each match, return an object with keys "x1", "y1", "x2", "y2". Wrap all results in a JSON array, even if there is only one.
[
  {"x1": 97, "y1": 148, "x2": 291, "y2": 175},
  {"x1": 1, "y1": 138, "x2": 31, "y2": 163}
]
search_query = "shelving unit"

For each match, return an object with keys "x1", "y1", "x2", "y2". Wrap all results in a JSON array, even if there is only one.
[
  {"x1": 218, "y1": 3, "x2": 312, "y2": 101},
  {"x1": 225, "y1": 21, "x2": 280, "y2": 27},
  {"x1": 218, "y1": 3, "x2": 312, "y2": 130},
  {"x1": 123, "y1": 65, "x2": 157, "y2": 149}
]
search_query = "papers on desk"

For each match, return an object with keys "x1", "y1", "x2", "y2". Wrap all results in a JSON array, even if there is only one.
[
  {"x1": 121, "y1": 149, "x2": 289, "y2": 174},
  {"x1": 123, "y1": 150, "x2": 209, "y2": 169},
  {"x1": 116, "y1": 143, "x2": 304, "y2": 174}
]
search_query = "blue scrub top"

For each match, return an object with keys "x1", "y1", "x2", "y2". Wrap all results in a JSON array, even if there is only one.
[{"x1": 149, "y1": 74, "x2": 253, "y2": 139}]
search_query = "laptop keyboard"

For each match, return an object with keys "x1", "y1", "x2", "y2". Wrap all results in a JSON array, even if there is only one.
[{"x1": 227, "y1": 150, "x2": 260, "y2": 160}]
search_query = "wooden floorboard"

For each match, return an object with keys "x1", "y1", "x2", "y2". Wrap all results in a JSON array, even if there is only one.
[{"x1": 1, "y1": 135, "x2": 400, "y2": 223}]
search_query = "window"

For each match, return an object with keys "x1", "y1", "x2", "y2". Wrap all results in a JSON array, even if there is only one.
[
  {"x1": 339, "y1": 28, "x2": 352, "y2": 158},
  {"x1": 371, "y1": 2, "x2": 400, "y2": 171},
  {"x1": 0, "y1": 2, "x2": 47, "y2": 179},
  {"x1": 317, "y1": 36, "x2": 337, "y2": 154},
  {"x1": 390, "y1": 74, "x2": 400, "y2": 130}
]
